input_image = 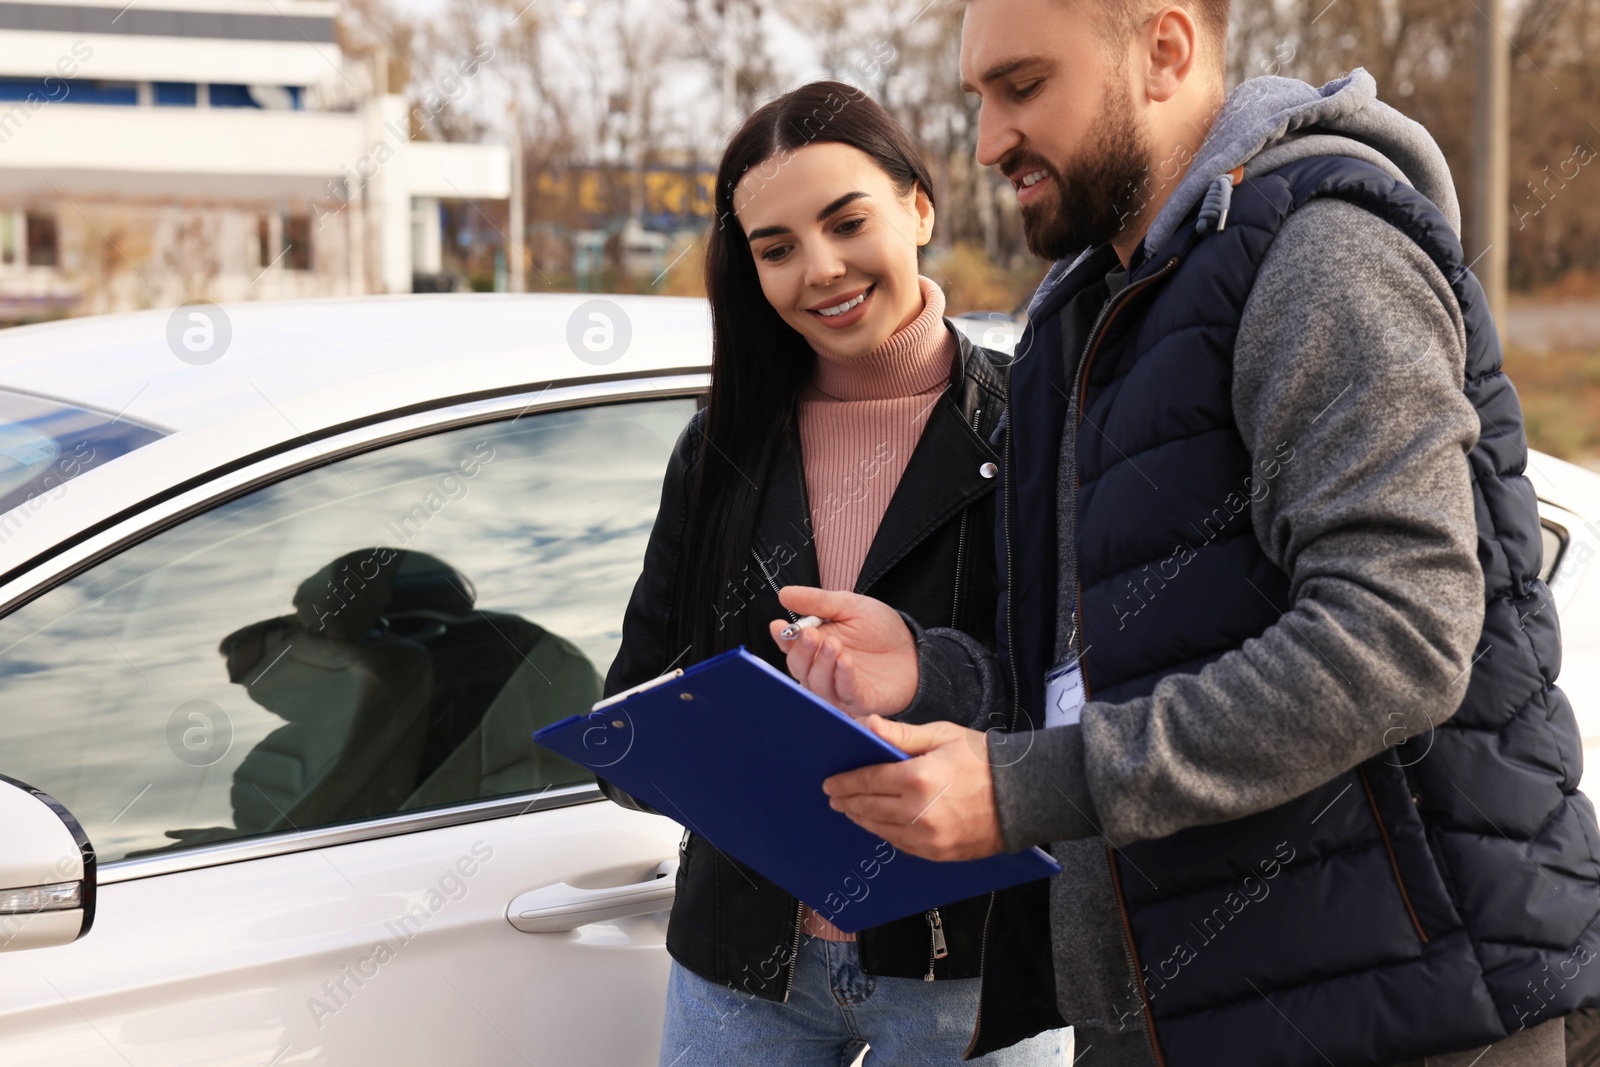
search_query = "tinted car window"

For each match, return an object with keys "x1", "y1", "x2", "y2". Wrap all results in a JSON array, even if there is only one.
[
  {"x1": 0, "y1": 398, "x2": 690, "y2": 863},
  {"x1": 0, "y1": 389, "x2": 165, "y2": 518}
]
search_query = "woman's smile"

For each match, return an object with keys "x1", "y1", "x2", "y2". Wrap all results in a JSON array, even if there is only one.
[{"x1": 807, "y1": 284, "x2": 876, "y2": 329}]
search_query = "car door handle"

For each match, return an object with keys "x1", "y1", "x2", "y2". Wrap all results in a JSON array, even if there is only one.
[{"x1": 507, "y1": 859, "x2": 677, "y2": 933}]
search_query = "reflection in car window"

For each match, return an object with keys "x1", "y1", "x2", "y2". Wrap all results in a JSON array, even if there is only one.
[
  {"x1": 0, "y1": 398, "x2": 691, "y2": 863},
  {"x1": 0, "y1": 388, "x2": 166, "y2": 520}
]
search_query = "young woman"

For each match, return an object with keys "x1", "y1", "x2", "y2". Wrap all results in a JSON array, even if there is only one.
[{"x1": 601, "y1": 81, "x2": 1067, "y2": 1066}]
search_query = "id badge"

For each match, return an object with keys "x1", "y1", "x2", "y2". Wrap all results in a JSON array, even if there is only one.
[{"x1": 1044, "y1": 660, "x2": 1086, "y2": 729}]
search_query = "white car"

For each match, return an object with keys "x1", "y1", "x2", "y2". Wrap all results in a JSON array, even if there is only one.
[
  {"x1": 0, "y1": 294, "x2": 702, "y2": 1066},
  {"x1": 0, "y1": 296, "x2": 1596, "y2": 1067}
]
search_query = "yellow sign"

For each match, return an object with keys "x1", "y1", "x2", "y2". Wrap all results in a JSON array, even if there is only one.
[{"x1": 533, "y1": 168, "x2": 715, "y2": 221}]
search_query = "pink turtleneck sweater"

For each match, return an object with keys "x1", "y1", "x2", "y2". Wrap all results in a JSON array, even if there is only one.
[{"x1": 796, "y1": 274, "x2": 957, "y2": 941}]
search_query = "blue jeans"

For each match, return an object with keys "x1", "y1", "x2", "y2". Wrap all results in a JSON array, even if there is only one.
[{"x1": 659, "y1": 935, "x2": 1072, "y2": 1066}]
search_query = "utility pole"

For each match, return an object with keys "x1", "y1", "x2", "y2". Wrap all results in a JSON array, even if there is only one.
[
  {"x1": 1470, "y1": 0, "x2": 1510, "y2": 323},
  {"x1": 720, "y1": 0, "x2": 737, "y2": 139},
  {"x1": 508, "y1": 98, "x2": 527, "y2": 293}
]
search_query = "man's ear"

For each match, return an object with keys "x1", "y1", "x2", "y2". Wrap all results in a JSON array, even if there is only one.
[
  {"x1": 913, "y1": 183, "x2": 936, "y2": 247},
  {"x1": 1138, "y1": 5, "x2": 1199, "y2": 104}
]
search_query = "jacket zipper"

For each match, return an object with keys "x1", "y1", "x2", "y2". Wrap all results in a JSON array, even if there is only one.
[
  {"x1": 928, "y1": 403, "x2": 985, "y2": 1020},
  {"x1": 961, "y1": 891, "x2": 998, "y2": 1058},
  {"x1": 752, "y1": 546, "x2": 799, "y2": 625},
  {"x1": 923, "y1": 908, "x2": 950, "y2": 981},
  {"x1": 943, "y1": 401, "x2": 993, "y2": 1048},
  {"x1": 1071, "y1": 256, "x2": 1181, "y2": 1066},
  {"x1": 1068, "y1": 256, "x2": 1181, "y2": 670},
  {"x1": 949, "y1": 406, "x2": 984, "y2": 628},
  {"x1": 780, "y1": 898, "x2": 805, "y2": 1002},
  {"x1": 1357, "y1": 765, "x2": 1429, "y2": 942},
  {"x1": 758, "y1": 544, "x2": 807, "y2": 1001},
  {"x1": 1107, "y1": 845, "x2": 1166, "y2": 1066},
  {"x1": 751, "y1": 539, "x2": 808, "y2": 1000},
  {"x1": 967, "y1": 397, "x2": 1016, "y2": 1056}
]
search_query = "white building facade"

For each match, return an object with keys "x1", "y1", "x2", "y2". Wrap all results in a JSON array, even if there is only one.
[{"x1": 0, "y1": 0, "x2": 509, "y2": 321}]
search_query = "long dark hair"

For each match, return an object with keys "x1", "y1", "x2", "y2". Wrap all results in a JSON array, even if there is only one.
[{"x1": 676, "y1": 80, "x2": 937, "y2": 661}]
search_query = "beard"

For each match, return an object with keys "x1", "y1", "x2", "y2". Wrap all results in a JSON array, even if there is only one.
[{"x1": 1013, "y1": 83, "x2": 1153, "y2": 262}]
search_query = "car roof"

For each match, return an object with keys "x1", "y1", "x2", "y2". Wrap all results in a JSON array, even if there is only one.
[{"x1": 0, "y1": 294, "x2": 714, "y2": 579}]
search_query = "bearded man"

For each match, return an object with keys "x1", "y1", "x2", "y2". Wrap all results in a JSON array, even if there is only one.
[{"x1": 769, "y1": 2, "x2": 1600, "y2": 1065}]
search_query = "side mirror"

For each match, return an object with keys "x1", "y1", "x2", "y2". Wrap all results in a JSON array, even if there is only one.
[{"x1": 0, "y1": 774, "x2": 95, "y2": 953}]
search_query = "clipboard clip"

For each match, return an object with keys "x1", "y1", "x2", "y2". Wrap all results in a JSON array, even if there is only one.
[{"x1": 592, "y1": 669, "x2": 684, "y2": 712}]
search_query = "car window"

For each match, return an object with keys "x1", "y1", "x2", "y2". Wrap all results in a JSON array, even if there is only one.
[
  {"x1": 0, "y1": 397, "x2": 692, "y2": 864},
  {"x1": 0, "y1": 389, "x2": 165, "y2": 517}
]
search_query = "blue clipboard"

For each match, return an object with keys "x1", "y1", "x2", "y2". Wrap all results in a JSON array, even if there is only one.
[{"x1": 533, "y1": 647, "x2": 1058, "y2": 933}]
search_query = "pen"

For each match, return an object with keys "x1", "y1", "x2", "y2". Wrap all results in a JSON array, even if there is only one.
[{"x1": 778, "y1": 615, "x2": 830, "y2": 641}]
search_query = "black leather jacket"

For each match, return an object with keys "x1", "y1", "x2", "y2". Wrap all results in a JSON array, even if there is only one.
[{"x1": 600, "y1": 326, "x2": 1063, "y2": 1057}]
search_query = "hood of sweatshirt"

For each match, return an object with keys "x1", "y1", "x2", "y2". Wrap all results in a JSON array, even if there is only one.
[{"x1": 1028, "y1": 68, "x2": 1459, "y2": 314}]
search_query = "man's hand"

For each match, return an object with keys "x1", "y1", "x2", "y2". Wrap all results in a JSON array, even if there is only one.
[
  {"x1": 768, "y1": 587, "x2": 918, "y2": 717},
  {"x1": 821, "y1": 716, "x2": 1005, "y2": 862}
]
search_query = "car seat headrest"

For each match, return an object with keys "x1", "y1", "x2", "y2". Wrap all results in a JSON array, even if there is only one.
[{"x1": 289, "y1": 548, "x2": 475, "y2": 641}]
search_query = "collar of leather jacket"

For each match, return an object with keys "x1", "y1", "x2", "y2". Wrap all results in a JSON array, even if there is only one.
[{"x1": 751, "y1": 323, "x2": 1008, "y2": 600}]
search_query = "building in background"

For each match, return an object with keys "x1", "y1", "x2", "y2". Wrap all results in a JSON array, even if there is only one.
[
  {"x1": 0, "y1": 0, "x2": 508, "y2": 322},
  {"x1": 526, "y1": 162, "x2": 713, "y2": 292}
]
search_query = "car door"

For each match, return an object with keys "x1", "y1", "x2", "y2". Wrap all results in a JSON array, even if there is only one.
[{"x1": 0, "y1": 381, "x2": 699, "y2": 1066}]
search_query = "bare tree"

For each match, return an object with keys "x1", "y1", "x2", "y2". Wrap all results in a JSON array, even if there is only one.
[
  {"x1": 681, "y1": 0, "x2": 784, "y2": 143},
  {"x1": 160, "y1": 210, "x2": 224, "y2": 303},
  {"x1": 338, "y1": 0, "x2": 419, "y2": 99},
  {"x1": 1227, "y1": 0, "x2": 1600, "y2": 290}
]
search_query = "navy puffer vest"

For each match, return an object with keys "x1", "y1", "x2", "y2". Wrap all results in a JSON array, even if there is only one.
[{"x1": 1001, "y1": 155, "x2": 1600, "y2": 1066}]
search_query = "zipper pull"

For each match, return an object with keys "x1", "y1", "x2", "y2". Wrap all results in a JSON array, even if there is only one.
[
  {"x1": 1195, "y1": 165, "x2": 1245, "y2": 234},
  {"x1": 924, "y1": 908, "x2": 949, "y2": 980}
]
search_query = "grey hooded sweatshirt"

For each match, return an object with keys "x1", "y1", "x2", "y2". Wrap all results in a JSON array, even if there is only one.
[{"x1": 902, "y1": 71, "x2": 1561, "y2": 1065}]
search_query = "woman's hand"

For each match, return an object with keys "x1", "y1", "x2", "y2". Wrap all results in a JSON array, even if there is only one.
[{"x1": 767, "y1": 587, "x2": 919, "y2": 717}]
